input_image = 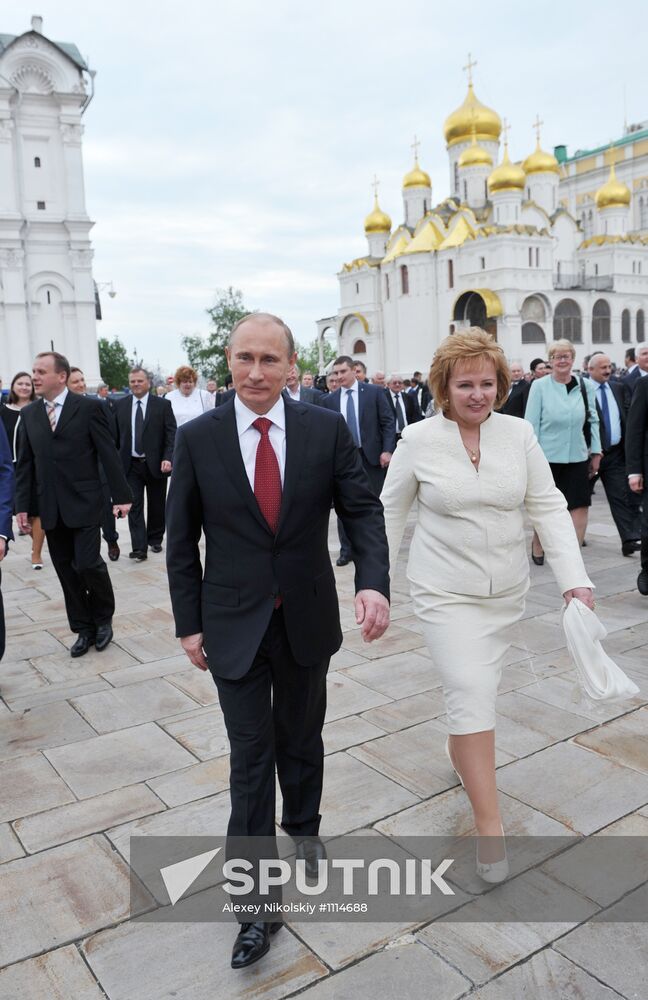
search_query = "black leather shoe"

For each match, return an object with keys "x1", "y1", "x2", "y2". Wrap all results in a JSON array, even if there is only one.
[
  {"x1": 129, "y1": 550, "x2": 147, "y2": 561},
  {"x1": 149, "y1": 544, "x2": 163, "y2": 553},
  {"x1": 296, "y1": 837, "x2": 327, "y2": 881},
  {"x1": 531, "y1": 544, "x2": 544, "y2": 566},
  {"x1": 231, "y1": 921, "x2": 283, "y2": 970},
  {"x1": 336, "y1": 557, "x2": 350, "y2": 567},
  {"x1": 108, "y1": 542, "x2": 120, "y2": 561},
  {"x1": 95, "y1": 625, "x2": 113, "y2": 652},
  {"x1": 70, "y1": 635, "x2": 94, "y2": 658},
  {"x1": 638, "y1": 570, "x2": 648, "y2": 597},
  {"x1": 622, "y1": 540, "x2": 641, "y2": 557}
]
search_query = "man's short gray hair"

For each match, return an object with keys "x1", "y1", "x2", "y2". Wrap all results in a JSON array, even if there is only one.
[{"x1": 229, "y1": 312, "x2": 295, "y2": 356}]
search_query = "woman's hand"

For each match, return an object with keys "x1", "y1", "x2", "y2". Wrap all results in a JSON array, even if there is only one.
[
  {"x1": 563, "y1": 587, "x2": 595, "y2": 610},
  {"x1": 588, "y1": 454, "x2": 601, "y2": 478}
]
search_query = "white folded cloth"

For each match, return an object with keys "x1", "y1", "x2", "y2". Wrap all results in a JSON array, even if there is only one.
[{"x1": 562, "y1": 599, "x2": 640, "y2": 704}]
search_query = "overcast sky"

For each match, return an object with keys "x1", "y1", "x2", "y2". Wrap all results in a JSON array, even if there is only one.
[{"x1": 9, "y1": 1, "x2": 648, "y2": 372}]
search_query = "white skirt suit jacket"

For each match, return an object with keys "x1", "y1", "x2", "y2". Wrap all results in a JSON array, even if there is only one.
[{"x1": 380, "y1": 411, "x2": 592, "y2": 733}]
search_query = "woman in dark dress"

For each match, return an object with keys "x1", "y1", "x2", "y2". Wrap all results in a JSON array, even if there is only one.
[{"x1": 0, "y1": 373, "x2": 46, "y2": 569}]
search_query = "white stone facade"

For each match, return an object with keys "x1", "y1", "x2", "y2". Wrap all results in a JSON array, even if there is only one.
[{"x1": 0, "y1": 18, "x2": 100, "y2": 385}]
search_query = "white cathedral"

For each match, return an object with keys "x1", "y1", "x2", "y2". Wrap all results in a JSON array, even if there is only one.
[
  {"x1": 321, "y1": 61, "x2": 648, "y2": 373},
  {"x1": 0, "y1": 17, "x2": 101, "y2": 385}
]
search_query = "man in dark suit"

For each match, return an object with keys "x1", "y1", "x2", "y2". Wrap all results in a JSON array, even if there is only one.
[
  {"x1": 115, "y1": 369, "x2": 176, "y2": 562},
  {"x1": 626, "y1": 374, "x2": 648, "y2": 595},
  {"x1": 166, "y1": 313, "x2": 390, "y2": 970},
  {"x1": 385, "y1": 374, "x2": 422, "y2": 440},
  {"x1": 588, "y1": 353, "x2": 642, "y2": 556},
  {"x1": 500, "y1": 361, "x2": 531, "y2": 418},
  {"x1": 283, "y1": 364, "x2": 323, "y2": 405},
  {"x1": 408, "y1": 370, "x2": 432, "y2": 414},
  {"x1": 623, "y1": 345, "x2": 648, "y2": 397},
  {"x1": 320, "y1": 355, "x2": 396, "y2": 565},
  {"x1": 0, "y1": 419, "x2": 14, "y2": 661},
  {"x1": 15, "y1": 352, "x2": 132, "y2": 657}
]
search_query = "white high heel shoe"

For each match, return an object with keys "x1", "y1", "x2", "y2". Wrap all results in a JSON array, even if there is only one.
[
  {"x1": 476, "y1": 825, "x2": 509, "y2": 884},
  {"x1": 444, "y1": 737, "x2": 464, "y2": 788}
]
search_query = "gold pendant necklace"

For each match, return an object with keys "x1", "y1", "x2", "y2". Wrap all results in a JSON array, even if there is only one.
[{"x1": 463, "y1": 443, "x2": 479, "y2": 463}]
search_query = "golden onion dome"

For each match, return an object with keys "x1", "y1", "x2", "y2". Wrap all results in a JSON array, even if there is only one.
[
  {"x1": 458, "y1": 132, "x2": 493, "y2": 169},
  {"x1": 443, "y1": 83, "x2": 502, "y2": 147},
  {"x1": 595, "y1": 162, "x2": 631, "y2": 210},
  {"x1": 523, "y1": 140, "x2": 560, "y2": 175},
  {"x1": 403, "y1": 157, "x2": 431, "y2": 189},
  {"x1": 364, "y1": 195, "x2": 392, "y2": 234},
  {"x1": 487, "y1": 145, "x2": 525, "y2": 194}
]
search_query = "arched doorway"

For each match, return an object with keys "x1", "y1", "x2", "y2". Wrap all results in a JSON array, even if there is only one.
[
  {"x1": 522, "y1": 323, "x2": 545, "y2": 344},
  {"x1": 553, "y1": 298, "x2": 582, "y2": 343},
  {"x1": 592, "y1": 299, "x2": 611, "y2": 343},
  {"x1": 452, "y1": 289, "x2": 502, "y2": 339},
  {"x1": 521, "y1": 295, "x2": 548, "y2": 345}
]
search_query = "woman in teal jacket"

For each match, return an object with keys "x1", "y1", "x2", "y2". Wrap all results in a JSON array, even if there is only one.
[{"x1": 525, "y1": 339, "x2": 601, "y2": 562}]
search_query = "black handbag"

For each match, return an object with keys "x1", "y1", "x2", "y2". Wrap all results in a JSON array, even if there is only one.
[{"x1": 579, "y1": 377, "x2": 592, "y2": 449}]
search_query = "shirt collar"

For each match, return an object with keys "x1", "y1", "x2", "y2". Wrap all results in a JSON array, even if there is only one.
[
  {"x1": 133, "y1": 392, "x2": 148, "y2": 407},
  {"x1": 48, "y1": 386, "x2": 68, "y2": 407},
  {"x1": 343, "y1": 381, "x2": 358, "y2": 395},
  {"x1": 234, "y1": 393, "x2": 286, "y2": 436}
]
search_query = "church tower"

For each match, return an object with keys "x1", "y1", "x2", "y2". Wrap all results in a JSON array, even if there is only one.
[
  {"x1": 0, "y1": 16, "x2": 101, "y2": 383},
  {"x1": 443, "y1": 55, "x2": 501, "y2": 200},
  {"x1": 595, "y1": 160, "x2": 631, "y2": 236},
  {"x1": 364, "y1": 181, "x2": 391, "y2": 257},
  {"x1": 402, "y1": 137, "x2": 432, "y2": 229},
  {"x1": 488, "y1": 125, "x2": 525, "y2": 224},
  {"x1": 457, "y1": 125, "x2": 492, "y2": 209},
  {"x1": 522, "y1": 117, "x2": 560, "y2": 215}
]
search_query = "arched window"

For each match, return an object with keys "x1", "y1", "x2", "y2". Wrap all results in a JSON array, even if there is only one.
[
  {"x1": 638, "y1": 310, "x2": 645, "y2": 343},
  {"x1": 592, "y1": 299, "x2": 611, "y2": 343},
  {"x1": 553, "y1": 298, "x2": 582, "y2": 342},
  {"x1": 622, "y1": 309, "x2": 631, "y2": 343},
  {"x1": 400, "y1": 265, "x2": 409, "y2": 295},
  {"x1": 34, "y1": 156, "x2": 41, "y2": 167},
  {"x1": 448, "y1": 260, "x2": 454, "y2": 289},
  {"x1": 521, "y1": 323, "x2": 546, "y2": 344},
  {"x1": 352, "y1": 339, "x2": 366, "y2": 354},
  {"x1": 384, "y1": 274, "x2": 390, "y2": 300}
]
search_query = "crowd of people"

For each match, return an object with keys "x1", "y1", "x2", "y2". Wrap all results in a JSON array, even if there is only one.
[{"x1": 0, "y1": 321, "x2": 647, "y2": 971}]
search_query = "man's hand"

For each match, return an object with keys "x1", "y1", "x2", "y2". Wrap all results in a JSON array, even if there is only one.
[
  {"x1": 16, "y1": 512, "x2": 32, "y2": 535},
  {"x1": 588, "y1": 454, "x2": 601, "y2": 478},
  {"x1": 379, "y1": 452, "x2": 392, "y2": 469},
  {"x1": 112, "y1": 503, "x2": 132, "y2": 518},
  {"x1": 180, "y1": 632, "x2": 209, "y2": 671},
  {"x1": 563, "y1": 587, "x2": 595, "y2": 610},
  {"x1": 355, "y1": 589, "x2": 390, "y2": 642},
  {"x1": 161, "y1": 460, "x2": 172, "y2": 474},
  {"x1": 0, "y1": 538, "x2": 6, "y2": 562},
  {"x1": 629, "y1": 474, "x2": 644, "y2": 494}
]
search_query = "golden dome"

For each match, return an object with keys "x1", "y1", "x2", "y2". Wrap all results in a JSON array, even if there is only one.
[
  {"x1": 595, "y1": 162, "x2": 631, "y2": 210},
  {"x1": 458, "y1": 131, "x2": 493, "y2": 169},
  {"x1": 364, "y1": 195, "x2": 392, "y2": 234},
  {"x1": 487, "y1": 145, "x2": 525, "y2": 194},
  {"x1": 443, "y1": 83, "x2": 502, "y2": 148},
  {"x1": 523, "y1": 140, "x2": 559, "y2": 175},
  {"x1": 403, "y1": 158, "x2": 431, "y2": 189}
]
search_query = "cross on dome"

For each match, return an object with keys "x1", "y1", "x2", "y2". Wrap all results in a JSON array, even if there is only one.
[
  {"x1": 372, "y1": 175, "x2": 380, "y2": 198},
  {"x1": 411, "y1": 135, "x2": 421, "y2": 161},
  {"x1": 532, "y1": 114, "x2": 544, "y2": 142},
  {"x1": 501, "y1": 117, "x2": 510, "y2": 146},
  {"x1": 463, "y1": 52, "x2": 477, "y2": 86}
]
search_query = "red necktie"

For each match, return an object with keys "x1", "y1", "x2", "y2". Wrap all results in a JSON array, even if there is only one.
[{"x1": 252, "y1": 417, "x2": 282, "y2": 533}]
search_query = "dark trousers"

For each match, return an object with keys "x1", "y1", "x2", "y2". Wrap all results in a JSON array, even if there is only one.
[
  {"x1": 338, "y1": 451, "x2": 385, "y2": 560},
  {"x1": 126, "y1": 459, "x2": 167, "y2": 552},
  {"x1": 214, "y1": 608, "x2": 329, "y2": 840},
  {"x1": 99, "y1": 463, "x2": 118, "y2": 545},
  {"x1": 46, "y1": 520, "x2": 115, "y2": 635},
  {"x1": 593, "y1": 445, "x2": 642, "y2": 543},
  {"x1": 0, "y1": 566, "x2": 5, "y2": 661}
]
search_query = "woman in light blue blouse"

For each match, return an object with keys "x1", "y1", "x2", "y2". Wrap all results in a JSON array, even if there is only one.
[{"x1": 525, "y1": 339, "x2": 601, "y2": 562}]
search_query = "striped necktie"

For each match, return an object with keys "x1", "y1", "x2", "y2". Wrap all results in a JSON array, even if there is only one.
[{"x1": 46, "y1": 401, "x2": 57, "y2": 431}]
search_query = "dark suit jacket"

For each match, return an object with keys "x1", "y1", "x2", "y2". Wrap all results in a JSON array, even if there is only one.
[
  {"x1": 282, "y1": 387, "x2": 324, "y2": 406},
  {"x1": 626, "y1": 375, "x2": 648, "y2": 478},
  {"x1": 319, "y1": 383, "x2": 396, "y2": 465},
  {"x1": 0, "y1": 420, "x2": 13, "y2": 661},
  {"x1": 592, "y1": 379, "x2": 629, "y2": 452},
  {"x1": 384, "y1": 389, "x2": 423, "y2": 430},
  {"x1": 622, "y1": 367, "x2": 647, "y2": 397},
  {"x1": 215, "y1": 388, "x2": 236, "y2": 407},
  {"x1": 15, "y1": 394, "x2": 131, "y2": 531},
  {"x1": 408, "y1": 382, "x2": 432, "y2": 413},
  {"x1": 115, "y1": 394, "x2": 177, "y2": 479},
  {"x1": 166, "y1": 397, "x2": 390, "y2": 680},
  {"x1": 500, "y1": 379, "x2": 531, "y2": 418}
]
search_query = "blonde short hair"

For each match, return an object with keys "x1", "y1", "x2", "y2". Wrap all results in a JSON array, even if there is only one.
[
  {"x1": 428, "y1": 327, "x2": 511, "y2": 413},
  {"x1": 547, "y1": 339, "x2": 576, "y2": 360}
]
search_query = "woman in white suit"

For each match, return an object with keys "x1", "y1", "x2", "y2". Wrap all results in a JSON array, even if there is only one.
[{"x1": 380, "y1": 329, "x2": 594, "y2": 880}]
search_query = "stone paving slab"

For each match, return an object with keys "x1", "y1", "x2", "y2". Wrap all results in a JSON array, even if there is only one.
[
  {"x1": 348, "y1": 720, "x2": 458, "y2": 798},
  {"x1": 318, "y1": 752, "x2": 419, "y2": 835},
  {"x1": 322, "y1": 715, "x2": 386, "y2": 755},
  {"x1": 44, "y1": 723, "x2": 197, "y2": 799},
  {"x1": 573, "y1": 706, "x2": 648, "y2": 773},
  {"x1": 3, "y1": 629, "x2": 66, "y2": 664},
  {"x1": 99, "y1": 653, "x2": 191, "y2": 686},
  {"x1": 516, "y1": 673, "x2": 645, "y2": 723},
  {"x1": 4, "y1": 677, "x2": 112, "y2": 713},
  {"x1": 0, "y1": 753, "x2": 75, "y2": 822},
  {"x1": 14, "y1": 784, "x2": 166, "y2": 854},
  {"x1": 117, "y1": 632, "x2": 185, "y2": 663},
  {"x1": 82, "y1": 904, "x2": 327, "y2": 1000},
  {"x1": 297, "y1": 940, "x2": 470, "y2": 999},
  {"x1": 146, "y1": 756, "x2": 231, "y2": 807},
  {"x1": 339, "y1": 650, "x2": 441, "y2": 700},
  {"x1": 496, "y1": 741, "x2": 648, "y2": 834},
  {"x1": 30, "y1": 644, "x2": 140, "y2": 683},
  {"x1": 324, "y1": 672, "x2": 392, "y2": 722},
  {"x1": 491, "y1": 691, "x2": 597, "y2": 758},
  {"x1": 70, "y1": 677, "x2": 199, "y2": 734},
  {"x1": 468, "y1": 948, "x2": 620, "y2": 999},
  {"x1": 0, "y1": 835, "x2": 152, "y2": 968},
  {"x1": 0, "y1": 944, "x2": 106, "y2": 1000},
  {"x1": 341, "y1": 624, "x2": 426, "y2": 660},
  {"x1": 164, "y1": 667, "x2": 219, "y2": 705},
  {"x1": 360, "y1": 691, "x2": 447, "y2": 733},
  {"x1": 159, "y1": 706, "x2": 230, "y2": 760},
  {"x1": 0, "y1": 821, "x2": 24, "y2": 862}
]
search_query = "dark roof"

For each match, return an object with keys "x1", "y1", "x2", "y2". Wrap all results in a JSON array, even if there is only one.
[{"x1": 0, "y1": 31, "x2": 87, "y2": 71}]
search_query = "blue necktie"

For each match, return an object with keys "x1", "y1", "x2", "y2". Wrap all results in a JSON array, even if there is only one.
[
  {"x1": 346, "y1": 389, "x2": 360, "y2": 446},
  {"x1": 598, "y1": 384, "x2": 611, "y2": 449}
]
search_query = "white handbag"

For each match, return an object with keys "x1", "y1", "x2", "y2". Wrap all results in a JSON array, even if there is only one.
[{"x1": 562, "y1": 599, "x2": 640, "y2": 704}]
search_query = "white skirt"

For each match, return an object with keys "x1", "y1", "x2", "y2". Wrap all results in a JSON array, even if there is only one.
[{"x1": 409, "y1": 576, "x2": 530, "y2": 734}]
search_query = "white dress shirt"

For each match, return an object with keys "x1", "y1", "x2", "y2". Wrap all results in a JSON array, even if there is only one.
[
  {"x1": 45, "y1": 386, "x2": 69, "y2": 429},
  {"x1": 131, "y1": 392, "x2": 149, "y2": 457},
  {"x1": 595, "y1": 381, "x2": 621, "y2": 447},
  {"x1": 390, "y1": 390, "x2": 408, "y2": 429},
  {"x1": 235, "y1": 394, "x2": 286, "y2": 489},
  {"x1": 341, "y1": 380, "x2": 362, "y2": 446},
  {"x1": 286, "y1": 385, "x2": 301, "y2": 401}
]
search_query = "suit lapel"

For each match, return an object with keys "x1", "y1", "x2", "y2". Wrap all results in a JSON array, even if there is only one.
[
  {"x1": 277, "y1": 401, "x2": 310, "y2": 536},
  {"x1": 143, "y1": 395, "x2": 154, "y2": 429},
  {"x1": 209, "y1": 401, "x2": 273, "y2": 536},
  {"x1": 53, "y1": 392, "x2": 79, "y2": 436}
]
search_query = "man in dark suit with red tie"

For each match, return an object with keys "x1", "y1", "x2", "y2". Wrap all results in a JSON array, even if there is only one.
[{"x1": 166, "y1": 314, "x2": 390, "y2": 970}]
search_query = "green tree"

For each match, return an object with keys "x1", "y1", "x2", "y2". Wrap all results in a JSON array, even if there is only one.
[
  {"x1": 182, "y1": 287, "x2": 250, "y2": 384},
  {"x1": 98, "y1": 337, "x2": 131, "y2": 390},
  {"x1": 295, "y1": 337, "x2": 336, "y2": 375}
]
